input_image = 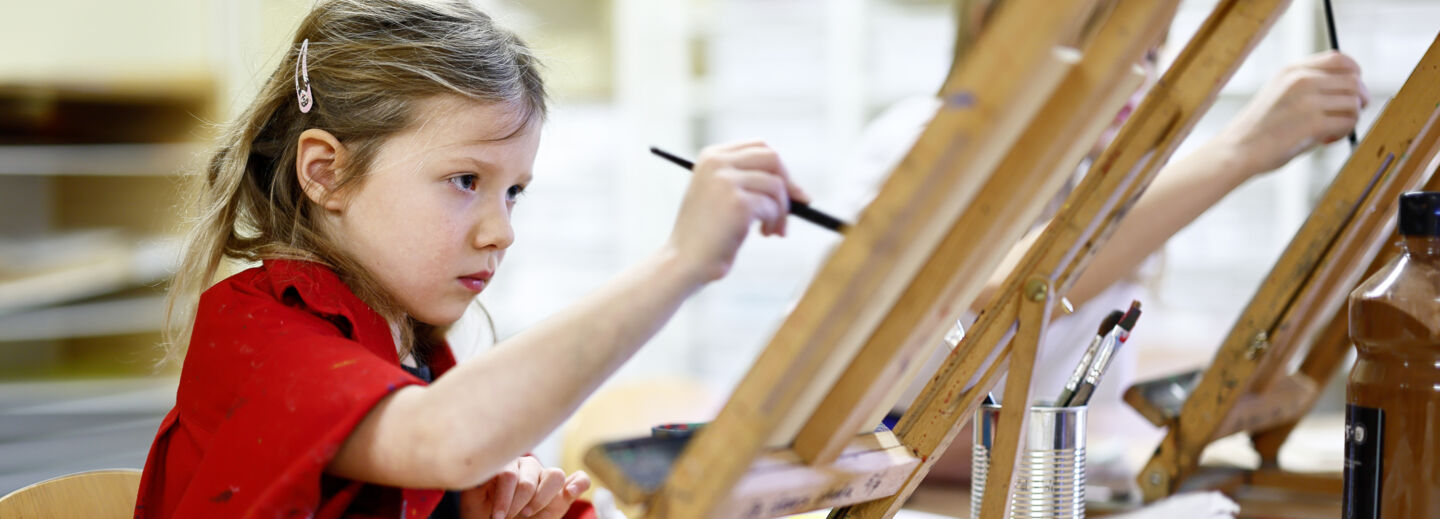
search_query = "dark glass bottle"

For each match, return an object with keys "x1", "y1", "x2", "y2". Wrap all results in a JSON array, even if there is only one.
[{"x1": 1345, "y1": 192, "x2": 1440, "y2": 518}]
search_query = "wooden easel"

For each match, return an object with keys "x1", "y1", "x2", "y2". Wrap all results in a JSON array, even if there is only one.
[
  {"x1": 838, "y1": 0, "x2": 1295, "y2": 517},
  {"x1": 583, "y1": 1, "x2": 1289, "y2": 517},
  {"x1": 1131, "y1": 31, "x2": 1440, "y2": 503}
]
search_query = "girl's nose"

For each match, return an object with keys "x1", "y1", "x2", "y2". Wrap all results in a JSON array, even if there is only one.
[{"x1": 473, "y1": 204, "x2": 515, "y2": 251}]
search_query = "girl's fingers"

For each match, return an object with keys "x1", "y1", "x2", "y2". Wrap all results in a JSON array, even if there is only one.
[
  {"x1": 565, "y1": 471, "x2": 591, "y2": 495},
  {"x1": 491, "y1": 460, "x2": 519, "y2": 519},
  {"x1": 696, "y1": 140, "x2": 820, "y2": 232},
  {"x1": 1305, "y1": 73, "x2": 1365, "y2": 98},
  {"x1": 730, "y1": 169, "x2": 789, "y2": 225},
  {"x1": 1317, "y1": 73, "x2": 1372, "y2": 108},
  {"x1": 700, "y1": 142, "x2": 812, "y2": 202},
  {"x1": 522, "y1": 468, "x2": 567, "y2": 517},
  {"x1": 1319, "y1": 114, "x2": 1362, "y2": 143},
  {"x1": 531, "y1": 493, "x2": 573, "y2": 519},
  {"x1": 506, "y1": 457, "x2": 543, "y2": 519},
  {"x1": 703, "y1": 139, "x2": 769, "y2": 155},
  {"x1": 1305, "y1": 50, "x2": 1362, "y2": 74},
  {"x1": 531, "y1": 472, "x2": 592, "y2": 519},
  {"x1": 459, "y1": 483, "x2": 494, "y2": 519},
  {"x1": 724, "y1": 147, "x2": 790, "y2": 177},
  {"x1": 717, "y1": 146, "x2": 813, "y2": 204},
  {"x1": 1317, "y1": 95, "x2": 1362, "y2": 119},
  {"x1": 725, "y1": 165, "x2": 787, "y2": 200}
]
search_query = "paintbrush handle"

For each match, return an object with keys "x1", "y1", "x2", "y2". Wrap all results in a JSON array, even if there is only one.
[
  {"x1": 790, "y1": 201, "x2": 847, "y2": 232},
  {"x1": 1057, "y1": 336, "x2": 1103, "y2": 406},
  {"x1": 1321, "y1": 0, "x2": 1358, "y2": 148},
  {"x1": 1071, "y1": 329, "x2": 1132, "y2": 407},
  {"x1": 650, "y1": 146, "x2": 849, "y2": 234}
]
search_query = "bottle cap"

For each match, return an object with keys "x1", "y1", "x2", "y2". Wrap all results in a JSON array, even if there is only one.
[{"x1": 1399, "y1": 192, "x2": 1440, "y2": 237}]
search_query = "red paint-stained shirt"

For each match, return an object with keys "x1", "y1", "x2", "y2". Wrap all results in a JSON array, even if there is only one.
[{"x1": 135, "y1": 259, "x2": 595, "y2": 519}]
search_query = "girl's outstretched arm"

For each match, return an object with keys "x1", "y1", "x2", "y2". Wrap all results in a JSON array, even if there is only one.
[{"x1": 328, "y1": 141, "x2": 808, "y2": 490}]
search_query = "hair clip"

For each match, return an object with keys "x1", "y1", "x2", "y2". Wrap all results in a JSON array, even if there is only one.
[{"x1": 295, "y1": 39, "x2": 314, "y2": 113}]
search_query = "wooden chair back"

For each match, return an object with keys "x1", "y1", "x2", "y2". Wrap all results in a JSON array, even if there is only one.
[{"x1": 0, "y1": 469, "x2": 142, "y2": 519}]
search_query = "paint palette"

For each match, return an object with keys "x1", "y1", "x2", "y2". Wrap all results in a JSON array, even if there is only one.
[
  {"x1": 585, "y1": 434, "x2": 690, "y2": 502},
  {"x1": 650, "y1": 422, "x2": 705, "y2": 439}
]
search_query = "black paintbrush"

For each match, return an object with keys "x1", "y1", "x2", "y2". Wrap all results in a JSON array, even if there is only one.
[
  {"x1": 650, "y1": 146, "x2": 849, "y2": 233},
  {"x1": 1322, "y1": 0, "x2": 1359, "y2": 148}
]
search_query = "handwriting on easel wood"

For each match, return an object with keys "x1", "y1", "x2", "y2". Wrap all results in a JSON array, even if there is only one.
[{"x1": 729, "y1": 472, "x2": 901, "y2": 519}]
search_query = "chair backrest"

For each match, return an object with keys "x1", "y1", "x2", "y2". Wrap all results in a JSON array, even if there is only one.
[{"x1": 0, "y1": 469, "x2": 142, "y2": 519}]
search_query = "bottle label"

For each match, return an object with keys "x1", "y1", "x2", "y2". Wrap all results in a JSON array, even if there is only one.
[{"x1": 1343, "y1": 404, "x2": 1385, "y2": 519}]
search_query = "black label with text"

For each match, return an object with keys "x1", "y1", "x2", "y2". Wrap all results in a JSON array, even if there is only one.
[{"x1": 1343, "y1": 404, "x2": 1384, "y2": 519}]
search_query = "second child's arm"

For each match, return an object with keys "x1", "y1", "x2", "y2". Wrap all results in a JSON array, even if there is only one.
[
  {"x1": 328, "y1": 141, "x2": 807, "y2": 490},
  {"x1": 972, "y1": 51, "x2": 1368, "y2": 309}
]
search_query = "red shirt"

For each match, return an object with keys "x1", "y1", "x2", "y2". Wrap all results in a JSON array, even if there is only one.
[{"x1": 136, "y1": 260, "x2": 594, "y2": 519}]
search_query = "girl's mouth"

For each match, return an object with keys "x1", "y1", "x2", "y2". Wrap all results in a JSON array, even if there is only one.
[{"x1": 458, "y1": 271, "x2": 492, "y2": 292}]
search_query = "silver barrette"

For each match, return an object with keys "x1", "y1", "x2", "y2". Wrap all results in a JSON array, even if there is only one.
[{"x1": 295, "y1": 39, "x2": 314, "y2": 113}]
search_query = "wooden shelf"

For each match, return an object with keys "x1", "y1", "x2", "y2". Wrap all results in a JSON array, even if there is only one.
[
  {"x1": 0, "y1": 79, "x2": 214, "y2": 144},
  {"x1": 0, "y1": 234, "x2": 179, "y2": 315},
  {"x1": 0, "y1": 295, "x2": 165, "y2": 343},
  {"x1": 0, "y1": 143, "x2": 203, "y2": 176},
  {"x1": 0, "y1": 75, "x2": 207, "y2": 349}
]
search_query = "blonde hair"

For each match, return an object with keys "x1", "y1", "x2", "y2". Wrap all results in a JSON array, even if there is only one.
[{"x1": 164, "y1": 0, "x2": 546, "y2": 365}]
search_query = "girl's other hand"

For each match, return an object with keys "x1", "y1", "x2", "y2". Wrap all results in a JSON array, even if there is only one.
[
  {"x1": 1214, "y1": 50, "x2": 1371, "y2": 176},
  {"x1": 459, "y1": 456, "x2": 591, "y2": 519},
  {"x1": 667, "y1": 140, "x2": 811, "y2": 283}
]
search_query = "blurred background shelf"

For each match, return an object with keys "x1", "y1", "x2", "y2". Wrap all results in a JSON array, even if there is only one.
[
  {"x1": 0, "y1": 296, "x2": 167, "y2": 343},
  {"x1": 0, "y1": 143, "x2": 205, "y2": 176},
  {"x1": 0, "y1": 74, "x2": 202, "y2": 495},
  {"x1": 0, "y1": 74, "x2": 211, "y2": 383},
  {"x1": 0, "y1": 231, "x2": 178, "y2": 313}
]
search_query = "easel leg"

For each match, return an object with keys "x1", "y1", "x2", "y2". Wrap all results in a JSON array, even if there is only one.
[
  {"x1": 978, "y1": 278, "x2": 1054, "y2": 519},
  {"x1": 1250, "y1": 286, "x2": 1354, "y2": 466}
]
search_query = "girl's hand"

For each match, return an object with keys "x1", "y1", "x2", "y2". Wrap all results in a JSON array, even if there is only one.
[
  {"x1": 1213, "y1": 50, "x2": 1371, "y2": 176},
  {"x1": 459, "y1": 456, "x2": 591, "y2": 519},
  {"x1": 666, "y1": 140, "x2": 811, "y2": 283}
]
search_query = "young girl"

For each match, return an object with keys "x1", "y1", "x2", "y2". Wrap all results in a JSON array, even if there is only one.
[{"x1": 136, "y1": 1, "x2": 806, "y2": 518}]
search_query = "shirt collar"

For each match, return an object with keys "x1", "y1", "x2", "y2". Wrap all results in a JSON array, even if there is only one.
[{"x1": 261, "y1": 259, "x2": 399, "y2": 364}]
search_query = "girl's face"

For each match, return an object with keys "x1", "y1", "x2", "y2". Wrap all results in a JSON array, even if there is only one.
[{"x1": 326, "y1": 96, "x2": 540, "y2": 326}]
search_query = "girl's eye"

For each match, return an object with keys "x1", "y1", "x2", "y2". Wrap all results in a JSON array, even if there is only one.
[
  {"x1": 507, "y1": 184, "x2": 527, "y2": 202},
  {"x1": 449, "y1": 174, "x2": 478, "y2": 192}
]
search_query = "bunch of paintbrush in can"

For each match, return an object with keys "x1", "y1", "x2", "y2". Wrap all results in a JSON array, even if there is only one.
[{"x1": 1055, "y1": 300, "x2": 1142, "y2": 407}]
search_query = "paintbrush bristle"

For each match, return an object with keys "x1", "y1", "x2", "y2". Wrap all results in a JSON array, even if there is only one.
[
  {"x1": 1098, "y1": 310, "x2": 1123, "y2": 336},
  {"x1": 1119, "y1": 300, "x2": 1142, "y2": 331}
]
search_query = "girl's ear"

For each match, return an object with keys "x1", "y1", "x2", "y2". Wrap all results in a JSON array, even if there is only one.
[{"x1": 296, "y1": 128, "x2": 349, "y2": 211}]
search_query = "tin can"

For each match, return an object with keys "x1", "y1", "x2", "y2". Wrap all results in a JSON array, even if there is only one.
[{"x1": 971, "y1": 402, "x2": 1086, "y2": 519}]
